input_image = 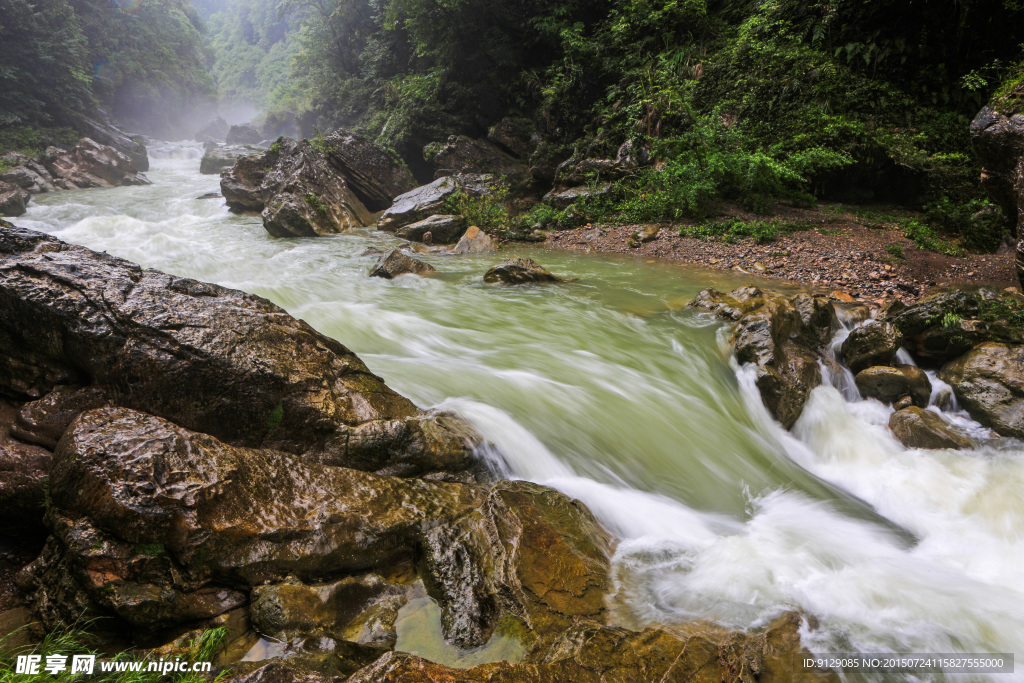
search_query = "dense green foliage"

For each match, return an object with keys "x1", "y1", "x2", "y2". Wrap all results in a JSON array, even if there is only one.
[
  {"x1": 204, "y1": 0, "x2": 303, "y2": 110},
  {"x1": 0, "y1": 0, "x2": 213, "y2": 139}
]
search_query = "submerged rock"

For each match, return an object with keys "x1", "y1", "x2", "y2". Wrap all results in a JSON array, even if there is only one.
[
  {"x1": 841, "y1": 321, "x2": 901, "y2": 373},
  {"x1": 939, "y1": 342, "x2": 1024, "y2": 438},
  {"x1": 450, "y1": 225, "x2": 495, "y2": 254},
  {"x1": 369, "y1": 249, "x2": 437, "y2": 279},
  {"x1": 483, "y1": 258, "x2": 562, "y2": 284},
  {"x1": 889, "y1": 407, "x2": 974, "y2": 449},
  {"x1": 855, "y1": 365, "x2": 932, "y2": 407},
  {"x1": 395, "y1": 214, "x2": 467, "y2": 244},
  {"x1": 689, "y1": 286, "x2": 838, "y2": 428}
]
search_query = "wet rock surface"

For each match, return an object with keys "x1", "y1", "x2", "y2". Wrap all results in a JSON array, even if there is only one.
[
  {"x1": 221, "y1": 130, "x2": 413, "y2": 236},
  {"x1": 450, "y1": 225, "x2": 494, "y2": 254},
  {"x1": 427, "y1": 135, "x2": 530, "y2": 191},
  {"x1": 395, "y1": 214, "x2": 467, "y2": 244},
  {"x1": 200, "y1": 144, "x2": 263, "y2": 175},
  {"x1": 841, "y1": 321, "x2": 901, "y2": 373},
  {"x1": 939, "y1": 342, "x2": 1024, "y2": 438},
  {"x1": 889, "y1": 407, "x2": 974, "y2": 449},
  {"x1": 855, "y1": 365, "x2": 932, "y2": 407},
  {"x1": 0, "y1": 225, "x2": 476, "y2": 467},
  {"x1": 369, "y1": 249, "x2": 437, "y2": 279},
  {"x1": 0, "y1": 139, "x2": 149, "y2": 197},
  {"x1": 689, "y1": 286, "x2": 838, "y2": 428},
  {"x1": 379, "y1": 175, "x2": 493, "y2": 232},
  {"x1": 483, "y1": 258, "x2": 562, "y2": 284},
  {"x1": 0, "y1": 183, "x2": 29, "y2": 217},
  {"x1": 70, "y1": 115, "x2": 149, "y2": 171}
]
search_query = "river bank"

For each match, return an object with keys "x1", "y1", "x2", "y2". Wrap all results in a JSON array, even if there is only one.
[{"x1": 544, "y1": 203, "x2": 1017, "y2": 304}]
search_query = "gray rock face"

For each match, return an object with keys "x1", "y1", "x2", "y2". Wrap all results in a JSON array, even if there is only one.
[
  {"x1": 395, "y1": 214, "x2": 467, "y2": 244},
  {"x1": 369, "y1": 249, "x2": 436, "y2": 279},
  {"x1": 199, "y1": 144, "x2": 263, "y2": 175},
  {"x1": 841, "y1": 321, "x2": 901, "y2": 373},
  {"x1": 939, "y1": 342, "x2": 1024, "y2": 438},
  {"x1": 71, "y1": 115, "x2": 149, "y2": 171},
  {"x1": 483, "y1": 258, "x2": 562, "y2": 284},
  {"x1": 195, "y1": 116, "x2": 230, "y2": 143},
  {"x1": 487, "y1": 117, "x2": 540, "y2": 160},
  {"x1": 226, "y1": 124, "x2": 263, "y2": 145},
  {"x1": 855, "y1": 365, "x2": 932, "y2": 407},
  {"x1": 689, "y1": 287, "x2": 838, "y2": 428},
  {"x1": 43, "y1": 138, "x2": 150, "y2": 189},
  {"x1": 427, "y1": 135, "x2": 531, "y2": 190},
  {"x1": 543, "y1": 183, "x2": 613, "y2": 210},
  {"x1": 221, "y1": 131, "x2": 414, "y2": 236},
  {"x1": 889, "y1": 407, "x2": 974, "y2": 450},
  {"x1": 0, "y1": 182, "x2": 30, "y2": 217},
  {"x1": 379, "y1": 175, "x2": 492, "y2": 232},
  {"x1": 0, "y1": 224, "x2": 477, "y2": 469}
]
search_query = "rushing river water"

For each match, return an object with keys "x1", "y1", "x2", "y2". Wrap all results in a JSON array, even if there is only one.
[{"x1": 15, "y1": 143, "x2": 1024, "y2": 680}]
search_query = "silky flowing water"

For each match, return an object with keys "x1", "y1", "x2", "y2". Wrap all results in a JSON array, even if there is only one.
[{"x1": 16, "y1": 143, "x2": 1024, "y2": 680}]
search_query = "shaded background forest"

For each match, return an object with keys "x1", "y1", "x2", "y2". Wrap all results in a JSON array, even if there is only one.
[{"x1": 3, "y1": 0, "x2": 1024, "y2": 249}]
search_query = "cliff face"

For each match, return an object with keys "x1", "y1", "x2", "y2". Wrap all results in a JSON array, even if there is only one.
[{"x1": 971, "y1": 81, "x2": 1024, "y2": 287}]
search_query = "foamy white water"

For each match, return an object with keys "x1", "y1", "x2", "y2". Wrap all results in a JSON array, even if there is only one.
[{"x1": 16, "y1": 143, "x2": 1024, "y2": 680}]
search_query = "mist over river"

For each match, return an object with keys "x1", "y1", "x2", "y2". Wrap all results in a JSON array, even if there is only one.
[{"x1": 16, "y1": 143, "x2": 1024, "y2": 681}]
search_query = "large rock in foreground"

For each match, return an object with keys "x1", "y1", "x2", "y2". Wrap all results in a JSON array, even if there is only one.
[
  {"x1": 939, "y1": 342, "x2": 1024, "y2": 438},
  {"x1": 689, "y1": 286, "x2": 838, "y2": 428},
  {"x1": 0, "y1": 224, "x2": 478, "y2": 474}
]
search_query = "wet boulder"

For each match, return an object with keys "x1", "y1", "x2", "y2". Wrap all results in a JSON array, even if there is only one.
[
  {"x1": 855, "y1": 365, "x2": 932, "y2": 407},
  {"x1": 395, "y1": 214, "x2": 466, "y2": 244},
  {"x1": 450, "y1": 225, "x2": 495, "y2": 254},
  {"x1": 369, "y1": 249, "x2": 436, "y2": 279},
  {"x1": 0, "y1": 225, "x2": 478, "y2": 471},
  {"x1": 483, "y1": 258, "x2": 562, "y2": 285},
  {"x1": 11, "y1": 385, "x2": 110, "y2": 449},
  {"x1": 889, "y1": 407, "x2": 974, "y2": 450},
  {"x1": 200, "y1": 144, "x2": 263, "y2": 175},
  {"x1": 0, "y1": 162, "x2": 56, "y2": 194},
  {"x1": 379, "y1": 175, "x2": 492, "y2": 232},
  {"x1": 22, "y1": 406, "x2": 479, "y2": 629},
  {"x1": 195, "y1": 116, "x2": 230, "y2": 143},
  {"x1": 43, "y1": 138, "x2": 150, "y2": 190},
  {"x1": 318, "y1": 129, "x2": 416, "y2": 211},
  {"x1": 71, "y1": 115, "x2": 149, "y2": 171},
  {"x1": 426, "y1": 135, "x2": 531, "y2": 191},
  {"x1": 689, "y1": 287, "x2": 839, "y2": 428},
  {"x1": 226, "y1": 124, "x2": 263, "y2": 145},
  {"x1": 939, "y1": 342, "x2": 1024, "y2": 438},
  {"x1": 970, "y1": 91, "x2": 1024, "y2": 287},
  {"x1": 0, "y1": 182, "x2": 29, "y2": 217},
  {"x1": 221, "y1": 142, "x2": 293, "y2": 212},
  {"x1": 841, "y1": 321, "x2": 901, "y2": 373},
  {"x1": 0, "y1": 401, "x2": 52, "y2": 535}
]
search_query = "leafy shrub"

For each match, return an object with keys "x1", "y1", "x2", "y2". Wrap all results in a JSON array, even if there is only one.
[
  {"x1": 885, "y1": 244, "x2": 905, "y2": 261},
  {"x1": 681, "y1": 218, "x2": 813, "y2": 244},
  {"x1": 924, "y1": 196, "x2": 1006, "y2": 252},
  {"x1": 444, "y1": 184, "x2": 511, "y2": 230},
  {"x1": 902, "y1": 220, "x2": 966, "y2": 256}
]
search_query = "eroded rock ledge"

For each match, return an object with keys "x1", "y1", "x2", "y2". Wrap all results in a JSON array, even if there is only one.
[{"x1": 0, "y1": 224, "x2": 835, "y2": 681}]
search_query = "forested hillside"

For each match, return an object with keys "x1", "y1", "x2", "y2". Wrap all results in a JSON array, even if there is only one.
[{"x1": 0, "y1": 0, "x2": 214, "y2": 142}]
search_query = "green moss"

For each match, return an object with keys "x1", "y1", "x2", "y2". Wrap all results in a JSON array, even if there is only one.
[
  {"x1": 303, "y1": 194, "x2": 329, "y2": 218},
  {"x1": 885, "y1": 244, "x2": 906, "y2": 261},
  {"x1": 979, "y1": 296, "x2": 1024, "y2": 332},
  {"x1": 902, "y1": 220, "x2": 967, "y2": 257},
  {"x1": 134, "y1": 543, "x2": 166, "y2": 557},
  {"x1": 266, "y1": 400, "x2": 285, "y2": 431}
]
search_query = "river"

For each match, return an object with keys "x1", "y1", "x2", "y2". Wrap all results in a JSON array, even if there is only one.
[{"x1": 15, "y1": 142, "x2": 1024, "y2": 680}]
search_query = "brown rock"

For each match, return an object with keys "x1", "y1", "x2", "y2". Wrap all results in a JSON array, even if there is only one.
[
  {"x1": 450, "y1": 226, "x2": 494, "y2": 254},
  {"x1": 939, "y1": 342, "x2": 1024, "y2": 438},
  {"x1": 855, "y1": 365, "x2": 932, "y2": 407},
  {"x1": 395, "y1": 215, "x2": 467, "y2": 244},
  {"x1": 483, "y1": 258, "x2": 562, "y2": 284},
  {"x1": 369, "y1": 249, "x2": 437, "y2": 279},
  {"x1": 841, "y1": 320, "x2": 902, "y2": 373},
  {"x1": 889, "y1": 407, "x2": 974, "y2": 449}
]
